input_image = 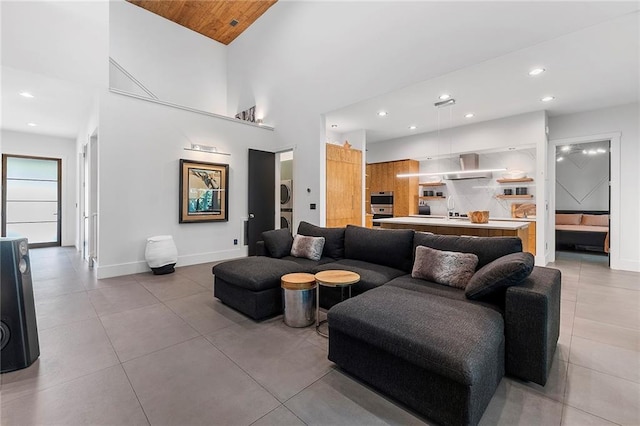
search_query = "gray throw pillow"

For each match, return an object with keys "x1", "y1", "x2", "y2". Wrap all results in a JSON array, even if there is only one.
[
  {"x1": 290, "y1": 235, "x2": 325, "y2": 261},
  {"x1": 261, "y1": 228, "x2": 293, "y2": 258},
  {"x1": 412, "y1": 245, "x2": 478, "y2": 289},
  {"x1": 465, "y1": 252, "x2": 534, "y2": 300}
]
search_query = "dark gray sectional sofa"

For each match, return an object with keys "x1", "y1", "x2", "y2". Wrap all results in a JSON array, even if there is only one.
[{"x1": 212, "y1": 221, "x2": 561, "y2": 426}]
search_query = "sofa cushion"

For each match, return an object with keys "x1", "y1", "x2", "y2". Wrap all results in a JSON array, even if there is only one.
[
  {"x1": 556, "y1": 213, "x2": 582, "y2": 225},
  {"x1": 413, "y1": 232, "x2": 522, "y2": 269},
  {"x1": 328, "y1": 285, "x2": 504, "y2": 386},
  {"x1": 412, "y1": 246, "x2": 478, "y2": 289},
  {"x1": 297, "y1": 221, "x2": 345, "y2": 259},
  {"x1": 581, "y1": 214, "x2": 609, "y2": 226},
  {"x1": 344, "y1": 225, "x2": 414, "y2": 272},
  {"x1": 313, "y1": 259, "x2": 405, "y2": 293},
  {"x1": 262, "y1": 228, "x2": 293, "y2": 258},
  {"x1": 280, "y1": 256, "x2": 335, "y2": 269},
  {"x1": 290, "y1": 235, "x2": 325, "y2": 261},
  {"x1": 465, "y1": 252, "x2": 535, "y2": 300},
  {"x1": 387, "y1": 275, "x2": 467, "y2": 301},
  {"x1": 212, "y1": 257, "x2": 304, "y2": 291},
  {"x1": 387, "y1": 275, "x2": 503, "y2": 314}
]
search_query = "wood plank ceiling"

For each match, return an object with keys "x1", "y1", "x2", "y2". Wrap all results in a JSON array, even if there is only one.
[{"x1": 126, "y1": 0, "x2": 278, "y2": 45}]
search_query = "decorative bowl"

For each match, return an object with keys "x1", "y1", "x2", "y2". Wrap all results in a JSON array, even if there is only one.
[
  {"x1": 502, "y1": 170, "x2": 526, "y2": 179},
  {"x1": 468, "y1": 211, "x2": 490, "y2": 223}
]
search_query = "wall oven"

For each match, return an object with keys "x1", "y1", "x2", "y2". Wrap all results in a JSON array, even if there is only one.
[{"x1": 370, "y1": 191, "x2": 394, "y2": 226}]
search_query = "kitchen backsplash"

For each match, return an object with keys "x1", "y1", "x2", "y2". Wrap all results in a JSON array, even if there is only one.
[{"x1": 418, "y1": 148, "x2": 536, "y2": 218}]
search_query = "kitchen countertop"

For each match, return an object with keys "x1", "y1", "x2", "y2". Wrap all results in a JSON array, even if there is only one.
[
  {"x1": 376, "y1": 216, "x2": 529, "y2": 230},
  {"x1": 410, "y1": 215, "x2": 536, "y2": 222}
]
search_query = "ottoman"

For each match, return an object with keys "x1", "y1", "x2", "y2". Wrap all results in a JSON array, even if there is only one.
[
  {"x1": 213, "y1": 257, "x2": 305, "y2": 320},
  {"x1": 328, "y1": 285, "x2": 505, "y2": 426}
]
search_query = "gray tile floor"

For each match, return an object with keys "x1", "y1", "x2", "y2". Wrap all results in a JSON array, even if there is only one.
[{"x1": 1, "y1": 248, "x2": 639, "y2": 425}]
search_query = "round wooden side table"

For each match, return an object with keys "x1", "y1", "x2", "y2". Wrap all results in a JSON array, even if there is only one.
[
  {"x1": 281, "y1": 273, "x2": 316, "y2": 328},
  {"x1": 314, "y1": 270, "x2": 360, "y2": 337}
]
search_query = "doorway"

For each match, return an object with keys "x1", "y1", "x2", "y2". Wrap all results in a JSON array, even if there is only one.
[
  {"x1": 553, "y1": 139, "x2": 612, "y2": 266},
  {"x1": 1, "y1": 154, "x2": 62, "y2": 248},
  {"x1": 79, "y1": 132, "x2": 98, "y2": 266},
  {"x1": 279, "y1": 150, "x2": 294, "y2": 233}
]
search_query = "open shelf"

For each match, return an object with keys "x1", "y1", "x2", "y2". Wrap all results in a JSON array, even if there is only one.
[
  {"x1": 419, "y1": 196, "x2": 446, "y2": 200},
  {"x1": 495, "y1": 194, "x2": 534, "y2": 199},
  {"x1": 496, "y1": 178, "x2": 534, "y2": 183},
  {"x1": 419, "y1": 182, "x2": 446, "y2": 187}
]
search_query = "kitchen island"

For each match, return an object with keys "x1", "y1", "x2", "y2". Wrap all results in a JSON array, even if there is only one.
[{"x1": 375, "y1": 216, "x2": 532, "y2": 254}]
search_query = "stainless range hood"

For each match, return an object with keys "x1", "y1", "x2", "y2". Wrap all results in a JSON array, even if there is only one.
[{"x1": 443, "y1": 153, "x2": 494, "y2": 180}]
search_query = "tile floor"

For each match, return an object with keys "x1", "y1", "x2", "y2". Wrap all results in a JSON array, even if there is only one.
[{"x1": 1, "y1": 248, "x2": 639, "y2": 425}]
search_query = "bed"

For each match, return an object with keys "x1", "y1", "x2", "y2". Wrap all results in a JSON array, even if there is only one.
[{"x1": 556, "y1": 210, "x2": 609, "y2": 253}]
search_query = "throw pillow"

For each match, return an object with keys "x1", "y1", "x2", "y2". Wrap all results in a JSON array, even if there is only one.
[
  {"x1": 411, "y1": 245, "x2": 478, "y2": 289},
  {"x1": 581, "y1": 214, "x2": 609, "y2": 226},
  {"x1": 297, "y1": 221, "x2": 345, "y2": 259},
  {"x1": 465, "y1": 252, "x2": 535, "y2": 300},
  {"x1": 290, "y1": 235, "x2": 326, "y2": 261},
  {"x1": 556, "y1": 213, "x2": 582, "y2": 225},
  {"x1": 261, "y1": 228, "x2": 293, "y2": 258}
]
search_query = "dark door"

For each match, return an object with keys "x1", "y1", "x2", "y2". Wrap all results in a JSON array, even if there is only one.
[{"x1": 247, "y1": 149, "x2": 275, "y2": 255}]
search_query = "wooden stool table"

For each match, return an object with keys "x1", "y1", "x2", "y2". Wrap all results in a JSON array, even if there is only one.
[
  {"x1": 314, "y1": 270, "x2": 360, "y2": 337},
  {"x1": 281, "y1": 273, "x2": 316, "y2": 327}
]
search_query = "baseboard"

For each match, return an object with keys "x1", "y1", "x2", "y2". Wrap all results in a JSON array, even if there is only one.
[
  {"x1": 611, "y1": 257, "x2": 640, "y2": 273},
  {"x1": 96, "y1": 247, "x2": 248, "y2": 279}
]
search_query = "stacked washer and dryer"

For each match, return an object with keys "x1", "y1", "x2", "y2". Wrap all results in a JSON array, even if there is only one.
[{"x1": 280, "y1": 180, "x2": 293, "y2": 232}]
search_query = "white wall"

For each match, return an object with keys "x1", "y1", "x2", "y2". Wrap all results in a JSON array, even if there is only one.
[
  {"x1": 109, "y1": 0, "x2": 228, "y2": 115},
  {"x1": 1, "y1": 130, "x2": 77, "y2": 246},
  {"x1": 366, "y1": 111, "x2": 545, "y2": 163},
  {"x1": 96, "y1": 91, "x2": 276, "y2": 278},
  {"x1": 1, "y1": 1, "x2": 108, "y2": 89},
  {"x1": 417, "y1": 149, "x2": 537, "y2": 218},
  {"x1": 549, "y1": 103, "x2": 640, "y2": 271}
]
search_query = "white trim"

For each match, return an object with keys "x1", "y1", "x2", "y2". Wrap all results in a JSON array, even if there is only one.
[
  {"x1": 96, "y1": 247, "x2": 248, "y2": 279},
  {"x1": 548, "y1": 132, "x2": 621, "y2": 269}
]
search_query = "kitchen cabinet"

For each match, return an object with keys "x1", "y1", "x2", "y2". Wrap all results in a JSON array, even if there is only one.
[
  {"x1": 326, "y1": 144, "x2": 362, "y2": 228},
  {"x1": 368, "y1": 159, "x2": 418, "y2": 217},
  {"x1": 393, "y1": 160, "x2": 419, "y2": 217}
]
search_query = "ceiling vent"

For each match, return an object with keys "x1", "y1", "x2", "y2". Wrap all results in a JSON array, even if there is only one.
[{"x1": 229, "y1": 19, "x2": 239, "y2": 27}]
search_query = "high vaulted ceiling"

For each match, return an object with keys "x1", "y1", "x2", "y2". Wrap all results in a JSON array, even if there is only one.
[{"x1": 126, "y1": 0, "x2": 277, "y2": 45}]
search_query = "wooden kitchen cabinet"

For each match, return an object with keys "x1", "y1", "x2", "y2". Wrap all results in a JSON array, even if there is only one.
[
  {"x1": 368, "y1": 159, "x2": 418, "y2": 217},
  {"x1": 393, "y1": 160, "x2": 419, "y2": 217},
  {"x1": 326, "y1": 144, "x2": 362, "y2": 228}
]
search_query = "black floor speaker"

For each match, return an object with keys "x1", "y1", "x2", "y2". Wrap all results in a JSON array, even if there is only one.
[{"x1": 1, "y1": 237, "x2": 40, "y2": 373}]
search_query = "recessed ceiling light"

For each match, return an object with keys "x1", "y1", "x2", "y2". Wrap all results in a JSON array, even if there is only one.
[
  {"x1": 27, "y1": 122, "x2": 37, "y2": 127},
  {"x1": 377, "y1": 111, "x2": 388, "y2": 116},
  {"x1": 20, "y1": 92, "x2": 34, "y2": 98},
  {"x1": 529, "y1": 68, "x2": 545, "y2": 76},
  {"x1": 541, "y1": 96, "x2": 555, "y2": 102},
  {"x1": 409, "y1": 125, "x2": 417, "y2": 130},
  {"x1": 556, "y1": 157, "x2": 564, "y2": 162},
  {"x1": 331, "y1": 124, "x2": 338, "y2": 128},
  {"x1": 597, "y1": 148, "x2": 607, "y2": 153},
  {"x1": 464, "y1": 113, "x2": 474, "y2": 118},
  {"x1": 439, "y1": 94, "x2": 451, "y2": 100},
  {"x1": 561, "y1": 146, "x2": 571, "y2": 152}
]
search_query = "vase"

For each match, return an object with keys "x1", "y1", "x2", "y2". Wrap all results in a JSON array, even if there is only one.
[{"x1": 145, "y1": 235, "x2": 178, "y2": 275}]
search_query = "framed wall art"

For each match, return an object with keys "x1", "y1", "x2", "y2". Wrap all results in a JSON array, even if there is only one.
[{"x1": 179, "y1": 159, "x2": 229, "y2": 223}]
